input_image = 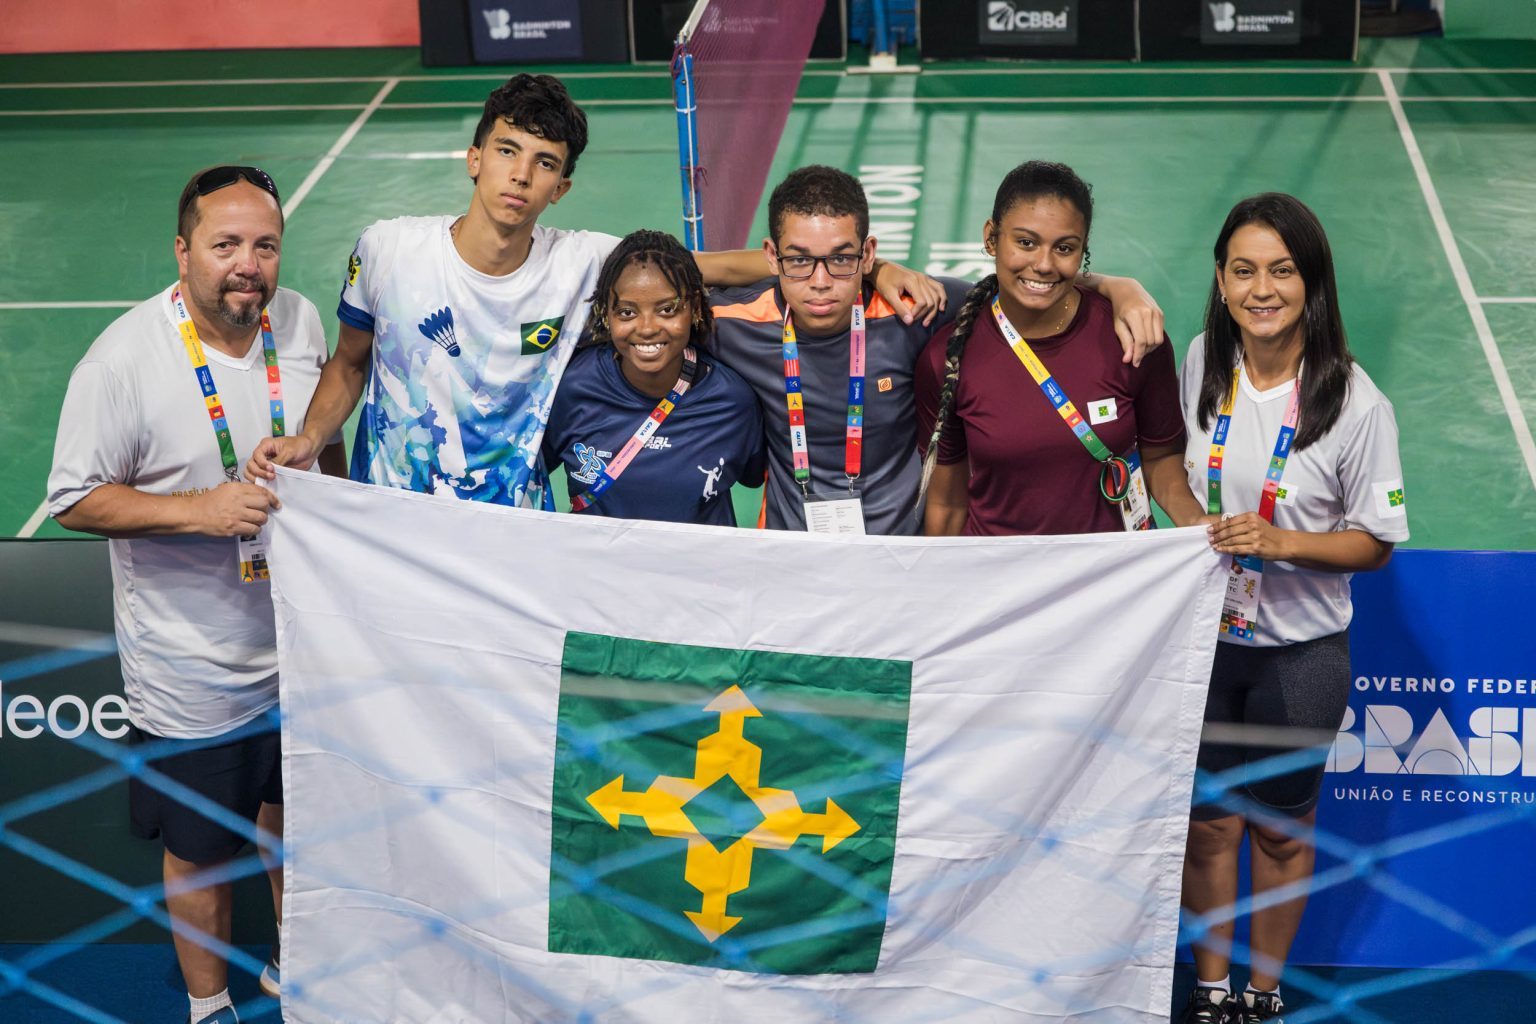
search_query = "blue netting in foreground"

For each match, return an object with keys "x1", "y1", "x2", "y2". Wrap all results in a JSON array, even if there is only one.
[{"x1": 3, "y1": 621, "x2": 1535, "y2": 1023}]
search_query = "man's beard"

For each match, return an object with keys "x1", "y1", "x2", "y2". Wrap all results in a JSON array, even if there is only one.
[{"x1": 217, "y1": 276, "x2": 270, "y2": 328}]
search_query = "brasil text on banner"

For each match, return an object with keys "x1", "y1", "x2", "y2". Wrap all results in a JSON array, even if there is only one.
[{"x1": 266, "y1": 468, "x2": 1226, "y2": 1022}]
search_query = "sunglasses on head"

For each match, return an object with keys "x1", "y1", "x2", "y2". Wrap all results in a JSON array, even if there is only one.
[{"x1": 179, "y1": 166, "x2": 281, "y2": 220}]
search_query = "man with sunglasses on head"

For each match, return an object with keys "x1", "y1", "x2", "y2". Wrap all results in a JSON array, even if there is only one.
[
  {"x1": 48, "y1": 166, "x2": 345, "y2": 1024},
  {"x1": 710, "y1": 165, "x2": 1166, "y2": 535}
]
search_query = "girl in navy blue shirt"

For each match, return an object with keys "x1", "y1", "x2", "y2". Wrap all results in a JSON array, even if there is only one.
[{"x1": 544, "y1": 230, "x2": 765, "y2": 525}]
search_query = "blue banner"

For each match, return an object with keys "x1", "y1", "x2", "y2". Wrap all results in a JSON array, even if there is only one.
[{"x1": 1294, "y1": 549, "x2": 1536, "y2": 966}]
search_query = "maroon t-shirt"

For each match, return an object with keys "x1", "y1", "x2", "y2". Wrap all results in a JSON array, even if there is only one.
[{"x1": 914, "y1": 286, "x2": 1185, "y2": 536}]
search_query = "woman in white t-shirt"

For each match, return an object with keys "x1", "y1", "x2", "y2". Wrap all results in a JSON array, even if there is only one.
[{"x1": 1175, "y1": 193, "x2": 1410, "y2": 1024}]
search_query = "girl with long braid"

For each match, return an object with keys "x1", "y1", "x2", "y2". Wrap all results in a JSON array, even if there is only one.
[
  {"x1": 915, "y1": 161, "x2": 1205, "y2": 536},
  {"x1": 543, "y1": 230, "x2": 765, "y2": 524}
]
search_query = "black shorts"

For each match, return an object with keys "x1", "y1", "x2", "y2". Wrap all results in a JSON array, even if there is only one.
[
  {"x1": 1191, "y1": 631, "x2": 1351, "y2": 821},
  {"x1": 128, "y1": 720, "x2": 283, "y2": 865}
]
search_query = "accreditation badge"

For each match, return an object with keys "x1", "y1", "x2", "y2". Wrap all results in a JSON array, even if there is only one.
[
  {"x1": 1219, "y1": 554, "x2": 1263, "y2": 641},
  {"x1": 804, "y1": 492, "x2": 866, "y2": 536},
  {"x1": 237, "y1": 531, "x2": 271, "y2": 584},
  {"x1": 1116, "y1": 448, "x2": 1153, "y2": 533}
]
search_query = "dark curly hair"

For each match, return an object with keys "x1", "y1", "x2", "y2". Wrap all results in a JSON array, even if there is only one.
[
  {"x1": 588, "y1": 230, "x2": 713, "y2": 351},
  {"x1": 472, "y1": 74, "x2": 589, "y2": 176},
  {"x1": 767, "y1": 165, "x2": 869, "y2": 245}
]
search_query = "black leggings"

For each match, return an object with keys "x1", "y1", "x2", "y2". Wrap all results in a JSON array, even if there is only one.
[{"x1": 1191, "y1": 631, "x2": 1351, "y2": 821}]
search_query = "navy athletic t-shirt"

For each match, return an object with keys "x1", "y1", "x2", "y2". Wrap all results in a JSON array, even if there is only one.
[{"x1": 543, "y1": 345, "x2": 766, "y2": 525}]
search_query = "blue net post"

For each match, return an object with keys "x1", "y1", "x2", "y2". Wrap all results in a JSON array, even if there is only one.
[
  {"x1": 871, "y1": 0, "x2": 891, "y2": 57},
  {"x1": 671, "y1": 45, "x2": 705, "y2": 252}
]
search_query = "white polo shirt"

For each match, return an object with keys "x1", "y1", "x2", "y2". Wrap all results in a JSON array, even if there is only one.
[
  {"x1": 1180, "y1": 336, "x2": 1410, "y2": 647},
  {"x1": 48, "y1": 285, "x2": 329, "y2": 738}
]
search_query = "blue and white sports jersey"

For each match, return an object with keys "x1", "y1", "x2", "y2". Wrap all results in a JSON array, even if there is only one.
[
  {"x1": 338, "y1": 216, "x2": 619, "y2": 508},
  {"x1": 543, "y1": 345, "x2": 766, "y2": 526}
]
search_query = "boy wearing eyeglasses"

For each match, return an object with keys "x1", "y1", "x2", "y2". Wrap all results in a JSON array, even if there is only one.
[
  {"x1": 709, "y1": 166, "x2": 970, "y2": 535},
  {"x1": 47, "y1": 166, "x2": 346, "y2": 1024},
  {"x1": 711, "y1": 165, "x2": 1170, "y2": 536}
]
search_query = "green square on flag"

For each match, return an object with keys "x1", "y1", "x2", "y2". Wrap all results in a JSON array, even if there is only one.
[{"x1": 548, "y1": 632, "x2": 912, "y2": 975}]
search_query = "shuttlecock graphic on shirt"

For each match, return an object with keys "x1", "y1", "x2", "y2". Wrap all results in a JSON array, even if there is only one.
[
  {"x1": 419, "y1": 307, "x2": 461, "y2": 357},
  {"x1": 484, "y1": 9, "x2": 512, "y2": 40}
]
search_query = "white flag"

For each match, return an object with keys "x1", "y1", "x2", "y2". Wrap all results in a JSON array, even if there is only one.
[{"x1": 268, "y1": 469, "x2": 1224, "y2": 1023}]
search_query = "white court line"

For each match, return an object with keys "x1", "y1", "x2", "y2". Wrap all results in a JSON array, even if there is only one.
[
  {"x1": 0, "y1": 70, "x2": 694, "y2": 89},
  {"x1": 283, "y1": 78, "x2": 398, "y2": 217},
  {"x1": 359, "y1": 150, "x2": 469, "y2": 160},
  {"x1": 916, "y1": 66, "x2": 1536, "y2": 76},
  {"x1": 386, "y1": 99, "x2": 668, "y2": 109},
  {"x1": 1378, "y1": 69, "x2": 1536, "y2": 492},
  {"x1": 3, "y1": 66, "x2": 1535, "y2": 90},
  {"x1": 9, "y1": 94, "x2": 1536, "y2": 118},
  {"x1": 1479, "y1": 297, "x2": 1536, "y2": 304},
  {"x1": 0, "y1": 104, "x2": 367, "y2": 116},
  {"x1": 12, "y1": 78, "x2": 400, "y2": 539},
  {"x1": 0, "y1": 301, "x2": 137, "y2": 310},
  {"x1": 381, "y1": 94, "x2": 1536, "y2": 107},
  {"x1": 17, "y1": 501, "x2": 50, "y2": 539}
]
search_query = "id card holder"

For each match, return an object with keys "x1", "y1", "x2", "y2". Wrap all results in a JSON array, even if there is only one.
[
  {"x1": 804, "y1": 491, "x2": 866, "y2": 535},
  {"x1": 1117, "y1": 448, "x2": 1153, "y2": 533},
  {"x1": 1219, "y1": 553, "x2": 1263, "y2": 640},
  {"x1": 237, "y1": 532, "x2": 271, "y2": 584}
]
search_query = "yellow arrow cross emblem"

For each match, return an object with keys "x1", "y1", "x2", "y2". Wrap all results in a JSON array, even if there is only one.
[{"x1": 585, "y1": 684, "x2": 861, "y2": 943}]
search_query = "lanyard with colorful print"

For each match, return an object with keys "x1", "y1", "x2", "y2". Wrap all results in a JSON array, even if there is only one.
[
  {"x1": 172, "y1": 287, "x2": 284, "y2": 479},
  {"x1": 171, "y1": 287, "x2": 284, "y2": 583},
  {"x1": 1207, "y1": 366, "x2": 1301, "y2": 521},
  {"x1": 570, "y1": 346, "x2": 699, "y2": 512},
  {"x1": 990, "y1": 296, "x2": 1148, "y2": 528},
  {"x1": 781, "y1": 297, "x2": 866, "y2": 496},
  {"x1": 1207, "y1": 364, "x2": 1303, "y2": 639}
]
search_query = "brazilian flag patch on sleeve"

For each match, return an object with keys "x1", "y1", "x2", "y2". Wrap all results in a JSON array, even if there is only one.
[
  {"x1": 520, "y1": 316, "x2": 565, "y2": 355},
  {"x1": 548, "y1": 632, "x2": 912, "y2": 975}
]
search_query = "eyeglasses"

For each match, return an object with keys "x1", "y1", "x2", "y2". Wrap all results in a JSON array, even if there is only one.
[
  {"x1": 775, "y1": 252, "x2": 862, "y2": 279},
  {"x1": 178, "y1": 166, "x2": 281, "y2": 222}
]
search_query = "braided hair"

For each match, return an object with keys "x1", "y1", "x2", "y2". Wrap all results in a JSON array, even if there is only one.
[
  {"x1": 917, "y1": 275, "x2": 998, "y2": 510},
  {"x1": 915, "y1": 160, "x2": 1095, "y2": 513},
  {"x1": 587, "y1": 229, "x2": 713, "y2": 351}
]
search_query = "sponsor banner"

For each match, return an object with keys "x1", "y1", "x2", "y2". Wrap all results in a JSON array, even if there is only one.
[
  {"x1": 1295, "y1": 549, "x2": 1536, "y2": 966},
  {"x1": 979, "y1": 0, "x2": 1080, "y2": 47},
  {"x1": 1201, "y1": 1, "x2": 1303, "y2": 45},
  {"x1": 269, "y1": 468, "x2": 1225, "y2": 1021},
  {"x1": 0, "y1": 540, "x2": 277, "y2": 943},
  {"x1": 467, "y1": 0, "x2": 583, "y2": 63}
]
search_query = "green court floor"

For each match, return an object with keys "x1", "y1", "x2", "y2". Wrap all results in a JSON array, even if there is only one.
[{"x1": 2, "y1": 37, "x2": 1533, "y2": 549}]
